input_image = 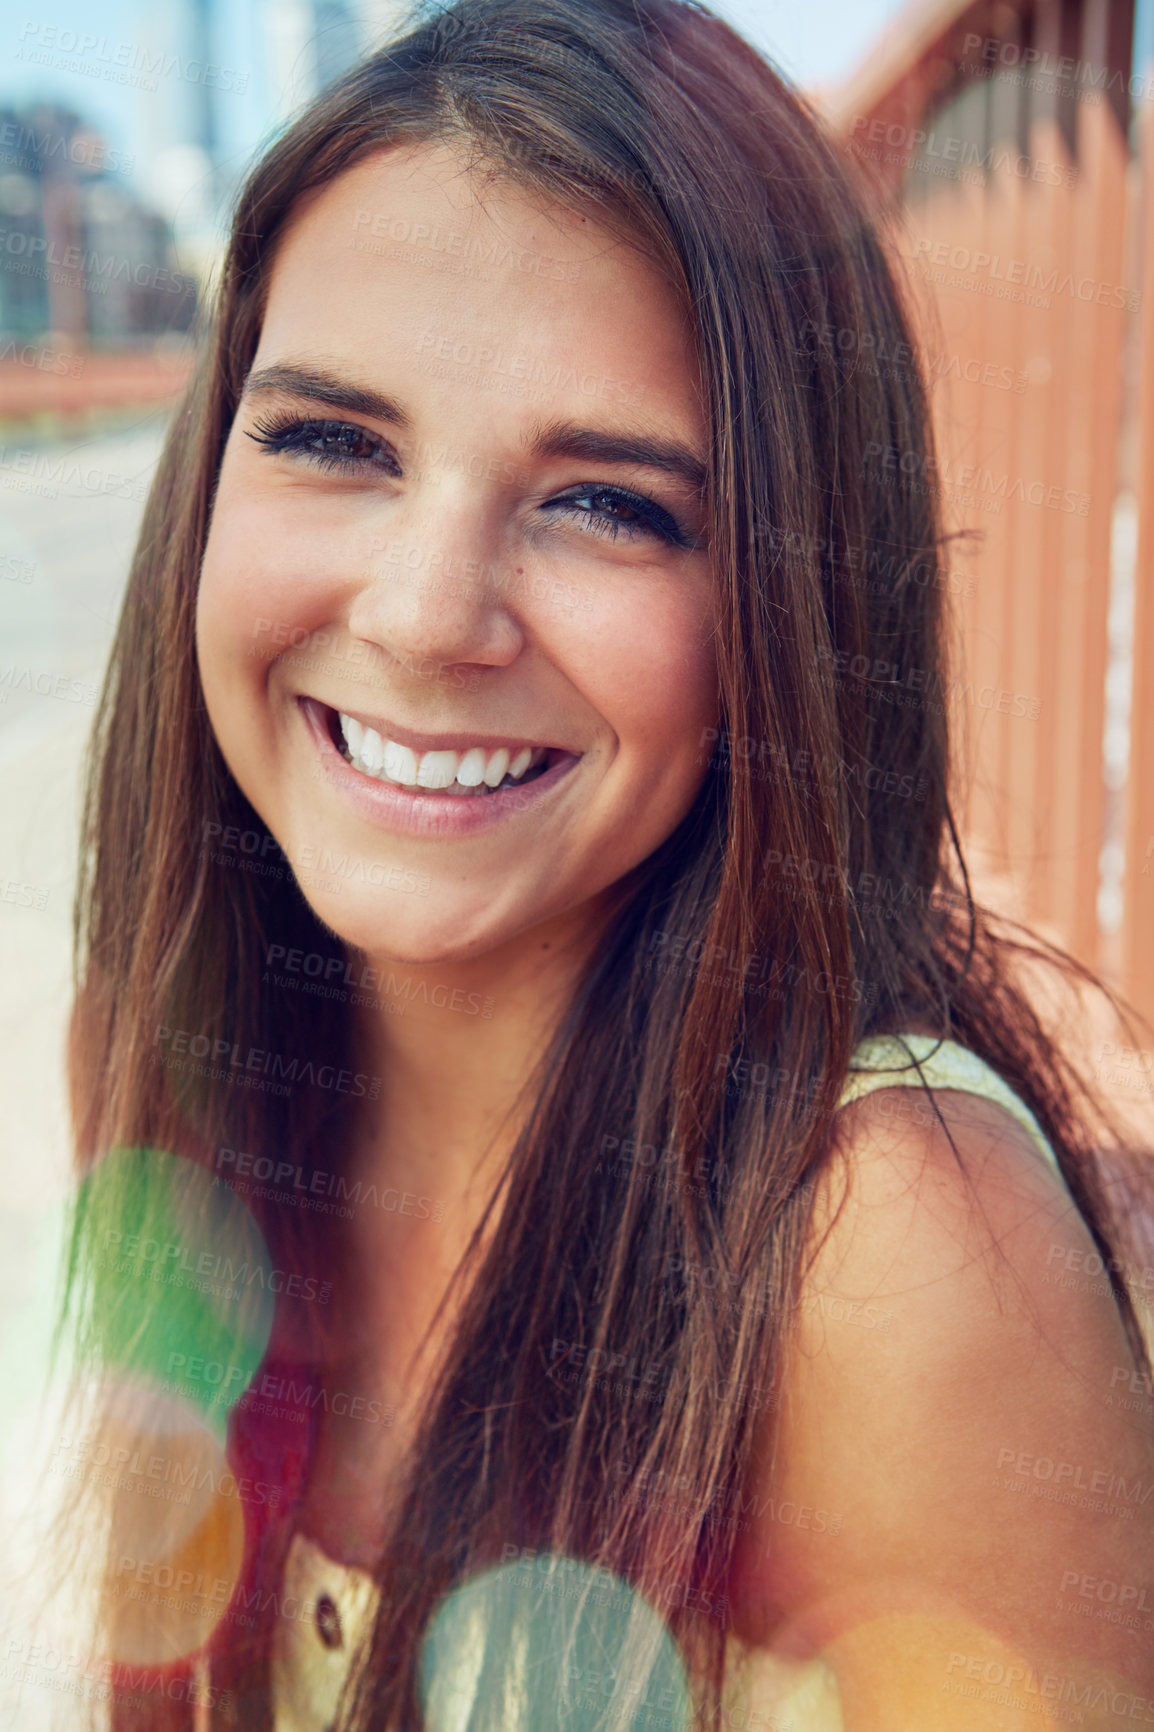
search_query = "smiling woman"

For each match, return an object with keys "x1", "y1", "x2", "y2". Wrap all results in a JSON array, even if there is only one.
[
  {"x1": 196, "y1": 142, "x2": 717, "y2": 957},
  {"x1": 57, "y1": 0, "x2": 1154, "y2": 1729}
]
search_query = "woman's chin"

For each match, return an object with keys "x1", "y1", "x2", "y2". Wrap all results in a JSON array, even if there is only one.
[{"x1": 288, "y1": 888, "x2": 523, "y2": 971}]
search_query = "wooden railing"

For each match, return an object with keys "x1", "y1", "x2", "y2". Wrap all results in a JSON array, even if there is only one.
[{"x1": 827, "y1": 0, "x2": 1154, "y2": 1058}]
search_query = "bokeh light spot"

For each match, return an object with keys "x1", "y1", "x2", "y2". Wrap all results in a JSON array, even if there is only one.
[
  {"x1": 77, "y1": 1146, "x2": 274, "y2": 1431},
  {"x1": 418, "y1": 1553, "x2": 692, "y2": 1731}
]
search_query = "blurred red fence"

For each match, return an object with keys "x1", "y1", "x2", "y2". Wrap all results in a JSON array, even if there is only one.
[{"x1": 826, "y1": 0, "x2": 1154, "y2": 1052}]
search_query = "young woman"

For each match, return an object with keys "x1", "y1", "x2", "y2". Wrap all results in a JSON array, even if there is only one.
[{"x1": 62, "y1": 0, "x2": 1154, "y2": 1726}]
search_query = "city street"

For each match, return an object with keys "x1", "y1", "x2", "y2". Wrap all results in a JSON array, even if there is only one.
[{"x1": 0, "y1": 413, "x2": 167, "y2": 1727}]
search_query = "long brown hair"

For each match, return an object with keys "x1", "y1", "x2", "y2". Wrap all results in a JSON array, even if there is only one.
[{"x1": 64, "y1": 0, "x2": 1153, "y2": 1725}]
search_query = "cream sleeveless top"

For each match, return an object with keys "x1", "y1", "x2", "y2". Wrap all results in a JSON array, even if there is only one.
[{"x1": 265, "y1": 1035, "x2": 1070, "y2": 1732}]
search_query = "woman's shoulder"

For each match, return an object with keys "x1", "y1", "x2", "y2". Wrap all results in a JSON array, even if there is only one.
[
  {"x1": 816, "y1": 1037, "x2": 1098, "y2": 1319},
  {"x1": 836, "y1": 1029, "x2": 1063, "y2": 1182},
  {"x1": 728, "y1": 1050, "x2": 1154, "y2": 1714},
  {"x1": 809, "y1": 1028, "x2": 1135, "y2": 1393}
]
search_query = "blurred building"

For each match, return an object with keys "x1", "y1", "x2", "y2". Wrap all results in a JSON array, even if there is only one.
[
  {"x1": 0, "y1": 0, "x2": 411, "y2": 351},
  {"x1": 0, "y1": 103, "x2": 196, "y2": 345},
  {"x1": 145, "y1": 0, "x2": 407, "y2": 246}
]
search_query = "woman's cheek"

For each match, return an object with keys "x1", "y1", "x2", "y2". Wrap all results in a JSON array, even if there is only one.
[
  {"x1": 202, "y1": 494, "x2": 337, "y2": 671},
  {"x1": 590, "y1": 583, "x2": 716, "y2": 730},
  {"x1": 556, "y1": 585, "x2": 716, "y2": 791}
]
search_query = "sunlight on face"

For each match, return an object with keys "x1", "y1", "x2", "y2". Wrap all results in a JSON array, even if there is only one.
[{"x1": 197, "y1": 142, "x2": 719, "y2": 966}]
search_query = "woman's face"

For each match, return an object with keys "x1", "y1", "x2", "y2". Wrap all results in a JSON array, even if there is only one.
[{"x1": 197, "y1": 142, "x2": 719, "y2": 965}]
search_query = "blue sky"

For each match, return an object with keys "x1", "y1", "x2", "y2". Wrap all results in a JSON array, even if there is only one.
[
  {"x1": 6, "y1": 0, "x2": 1152, "y2": 229},
  {"x1": 2, "y1": 0, "x2": 906, "y2": 192},
  {"x1": 715, "y1": 0, "x2": 906, "y2": 89}
]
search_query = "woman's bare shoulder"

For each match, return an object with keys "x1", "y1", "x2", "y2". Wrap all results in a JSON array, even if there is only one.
[{"x1": 728, "y1": 1084, "x2": 1154, "y2": 1725}]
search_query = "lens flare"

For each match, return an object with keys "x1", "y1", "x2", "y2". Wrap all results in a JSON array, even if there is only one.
[
  {"x1": 92, "y1": 1384, "x2": 249, "y2": 1666},
  {"x1": 78, "y1": 1146, "x2": 274, "y2": 1432},
  {"x1": 418, "y1": 1553, "x2": 692, "y2": 1731}
]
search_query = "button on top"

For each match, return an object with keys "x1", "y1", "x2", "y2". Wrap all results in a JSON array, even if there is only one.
[{"x1": 315, "y1": 1592, "x2": 343, "y2": 1649}]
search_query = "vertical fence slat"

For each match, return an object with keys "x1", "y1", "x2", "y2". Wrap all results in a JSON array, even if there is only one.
[
  {"x1": 1048, "y1": 0, "x2": 1130, "y2": 964},
  {"x1": 1122, "y1": 91, "x2": 1154, "y2": 1038}
]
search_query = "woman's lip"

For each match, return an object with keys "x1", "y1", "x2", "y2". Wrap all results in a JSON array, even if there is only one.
[
  {"x1": 324, "y1": 700, "x2": 562, "y2": 757},
  {"x1": 297, "y1": 696, "x2": 582, "y2": 836}
]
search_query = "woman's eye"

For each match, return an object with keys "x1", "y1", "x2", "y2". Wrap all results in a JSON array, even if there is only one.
[
  {"x1": 244, "y1": 415, "x2": 400, "y2": 476},
  {"x1": 548, "y1": 486, "x2": 691, "y2": 547}
]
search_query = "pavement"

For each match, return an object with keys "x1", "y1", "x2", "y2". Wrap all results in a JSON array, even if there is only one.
[{"x1": 0, "y1": 412, "x2": 168, "y2": 1729}]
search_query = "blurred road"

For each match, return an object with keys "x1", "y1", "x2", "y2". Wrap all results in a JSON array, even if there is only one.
[{"x1": 0, "y1": 412, "x2": 168, "y2": 1729}]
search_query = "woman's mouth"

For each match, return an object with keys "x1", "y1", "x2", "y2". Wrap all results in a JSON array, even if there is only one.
[
  {"x1": 297, "y1": 696, "x2": 581, "y2": 835},
  {"x1": 332, "y1": 709, "x2": 554, "y2": 796}
]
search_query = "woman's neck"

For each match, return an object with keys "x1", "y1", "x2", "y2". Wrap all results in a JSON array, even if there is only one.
[{"x1": 355, "y1": 891, "x2": 619, "y2": 1201}]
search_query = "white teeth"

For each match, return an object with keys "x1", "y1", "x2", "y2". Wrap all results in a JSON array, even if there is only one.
[
  {"x1": 483, "y1": 747, "x2": 510, "y2": 789},
  {"x1": 416, "y1": 749, "x2": 458, "y2": 790},
  {"x1": 336, "y1": 714, "x2": 547, "y2": 793},
  {"x1": 383, "y1": 740, "x2": 418, "y2": 785},
  {"x1": 360, "y1": 726, "x2": 384, "y2": 773},
  {"x1": 456, "y1": 746, "x2": 487, "y2": 787}
]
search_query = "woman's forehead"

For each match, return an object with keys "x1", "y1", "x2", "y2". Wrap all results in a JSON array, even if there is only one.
[
  {"x1": 276, "y1": 140, "x2": 616, "y2": 277},
  {"x1": 254, "y1": 142, "x2": 706, "y2": 449}
]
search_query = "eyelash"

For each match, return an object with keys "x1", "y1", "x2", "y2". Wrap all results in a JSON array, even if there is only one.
[
  {"x1": 244, "y1": 412, "x2": 693, "y2": 548},
  {"x1": 246, "y1": 413, "x2": 400, "y2": 476}
]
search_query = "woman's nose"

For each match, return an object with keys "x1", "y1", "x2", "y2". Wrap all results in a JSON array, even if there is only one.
[{"x1": 346, "y1": 485, "x2": 525, "y2": 676}]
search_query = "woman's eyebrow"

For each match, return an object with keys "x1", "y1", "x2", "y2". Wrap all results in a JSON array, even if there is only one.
[
  {"x1": 239, "y1": 363, "x2": 708, "y2": 492},
  {"x1": 529, "y1": 420, "x2": 708, "y2": 494},
  {"x1": 240, "y1": 362, "x2": 411, "y2": 428}
]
